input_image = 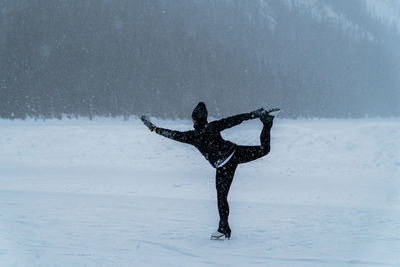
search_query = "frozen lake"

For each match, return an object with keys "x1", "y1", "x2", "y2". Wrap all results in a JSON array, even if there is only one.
[{"x1": 1, "y1": 117, "x2": 399, "y2": 266}]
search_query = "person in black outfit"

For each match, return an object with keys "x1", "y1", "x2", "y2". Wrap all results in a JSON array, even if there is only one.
[{"x1": 141, "y1": 102, "x2": 278, "y2": 239}]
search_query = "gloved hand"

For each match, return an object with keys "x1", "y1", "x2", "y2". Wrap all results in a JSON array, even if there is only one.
[
  {"x1": 249, "y1": 107, "x2": 280, "y2": 119},
  {"x1": 141, "y1": 115, "x2": 156, "y2": 131},
  {"x1": 249, "y1": 108, "x2": 265, "y2": 119}
]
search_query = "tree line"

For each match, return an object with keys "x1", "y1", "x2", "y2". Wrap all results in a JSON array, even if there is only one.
[{"x1": 1, "y1": 0, "x2": 399, "y2": 119}]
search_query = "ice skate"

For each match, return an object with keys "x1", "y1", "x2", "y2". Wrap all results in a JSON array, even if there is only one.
[
  {"x1": 210, "y1": 230, "x2": 230, "y2": 240},
  {"x1": 256, "y1": 108, "x2": 280, "y2": 124},
  {"x1": 267, "y1": 107, "x2": 280, "y2": 117}
]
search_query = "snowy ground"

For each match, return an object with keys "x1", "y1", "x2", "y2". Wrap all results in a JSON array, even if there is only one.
[{"x1": 1, "y1": 117, "x2": 400, "y2": 266}]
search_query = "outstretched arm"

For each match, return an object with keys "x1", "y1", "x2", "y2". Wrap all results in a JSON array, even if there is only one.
[
  {"x1": 154, "y1": 127, "x2": 193, "y2": 144},
  {"x1": 141, "y1": 115, "x2": 193, "y2": 144},
  {"x1": 209, "y1": 113, "x2": 252, "y2": 132}
]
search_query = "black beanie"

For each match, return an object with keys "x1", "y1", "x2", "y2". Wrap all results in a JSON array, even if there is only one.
[{"x1": 191, "y1": 102, "x2": 208, "y2": 120}]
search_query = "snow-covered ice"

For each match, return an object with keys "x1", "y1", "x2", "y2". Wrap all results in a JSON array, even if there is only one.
[{"x1": 1, "y1": 117, "x2": 399, "y2": 266}]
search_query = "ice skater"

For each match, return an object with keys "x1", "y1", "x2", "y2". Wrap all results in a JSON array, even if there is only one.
[{"x1": 141, "y1": 102, "x2": 279, "y2": 239}]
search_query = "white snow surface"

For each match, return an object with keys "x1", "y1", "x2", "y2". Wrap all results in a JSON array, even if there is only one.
[{"x1": 1, "y1": 117, "x2": 400, "y2": 266}]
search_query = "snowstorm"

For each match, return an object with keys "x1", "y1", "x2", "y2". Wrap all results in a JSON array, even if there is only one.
[
  {"x1": 1, "y1": 0, "x2": 399, "y2": 119},
  {"x1": 1, "y1": 1, "x2": 400, "y2": 266}
]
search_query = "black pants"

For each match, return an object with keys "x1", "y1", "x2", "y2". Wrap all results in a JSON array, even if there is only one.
[{"x1": 215, "y1": 118, "x2": 273, "y2": 235}]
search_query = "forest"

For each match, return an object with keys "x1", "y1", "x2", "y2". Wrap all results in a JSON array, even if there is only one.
[{"x1": 1, "y1": 0, "x2": 399, "y2": 119}]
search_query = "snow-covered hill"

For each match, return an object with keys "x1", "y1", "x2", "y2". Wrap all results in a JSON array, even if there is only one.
[
  {"x1": 282, "y1": 0, "x2": 400, "y2": 39},
  {"x1": 1, "y1": 117, "x2": 399, "y2": 266},
  {"x1": 365, "y1": 0, "x2": 400, "y2": 32},
  {"x1": 282, "y1": 0, "x2": 373, "y2": 39}
]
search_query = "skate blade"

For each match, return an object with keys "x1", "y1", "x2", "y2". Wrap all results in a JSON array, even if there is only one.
[
  {"x1": 268, "y1": 108, "x2": 280, "y2": 117},
  {"x1": 210, "y1": 235, "x2": 230, "y2": 240}
]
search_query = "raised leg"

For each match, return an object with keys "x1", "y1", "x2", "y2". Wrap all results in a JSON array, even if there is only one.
[{"x1": 233, "y1": 116, "x2": 273, "y2": 164}]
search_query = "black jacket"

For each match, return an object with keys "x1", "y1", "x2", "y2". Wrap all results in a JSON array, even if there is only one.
[{"x1": 155, "y1": 113, "x2": 252, "y2": 168}]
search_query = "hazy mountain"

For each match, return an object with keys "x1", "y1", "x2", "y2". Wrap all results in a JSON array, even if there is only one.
[{"x1": 1, "y1": 0, "x2": 399, "y2": 119}]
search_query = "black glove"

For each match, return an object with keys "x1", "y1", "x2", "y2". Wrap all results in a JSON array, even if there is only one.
[
  {"x1": 141, "y1": 115, "x2": 156, "y2": 131},
  {"x1": 249, "y1": 108, "x2": 265, "y2": 119},
  {"x1": 249, "y1": 108, "x2": 280, "y2": 119}
]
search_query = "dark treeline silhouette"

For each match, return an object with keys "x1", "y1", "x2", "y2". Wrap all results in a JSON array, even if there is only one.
[{"x1": 1, "y1": 0, "x2": 399, "y2": 119}]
